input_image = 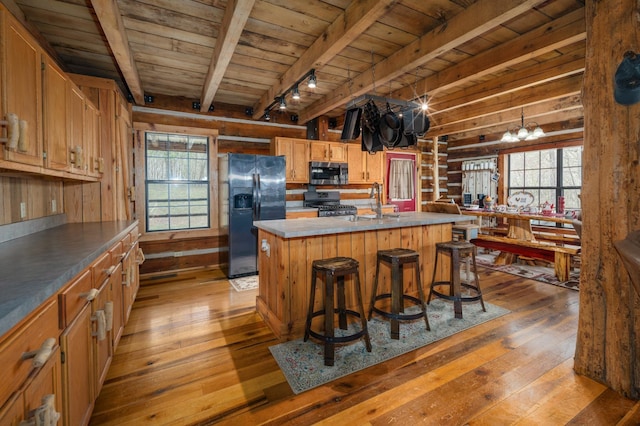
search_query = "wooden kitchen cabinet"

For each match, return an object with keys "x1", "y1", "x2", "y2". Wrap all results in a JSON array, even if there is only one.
[
  {"x1": 60, "y1": 302, "x2": 94, "y2": 426},
  {"x1": 122, "y1": 238, "x2": 141, "y2": 325},
  {"x1": 347, "y1": 144, "x2": 384, "y2": 184},
  {"x1": 85, "y1": 99, "x2": 102, "y2": 177},
  {"x1": 43, "y1": 55, "x2": 70, "y2": 172},
  {"x1": 68, "y1": 83, "x2": 86, "y2": 175},
  {"x1": 23, "y1": 345, "x2": 63, "y2": 425},
  {"x1": 0, "y1": 392, "x2": 24, "y2": 426},
  {"x1": 309, "y1": 141, "x2": 347, "y2": 162},
  {"x1": 92, "y1": 266, "x2": 117, "y2": 397},
  {"x1": 272, "y1": 137, "x2": 309, "y2": 183},
  {"x1": 0, "y1": 6, "x2": 43, "y2": 168}
]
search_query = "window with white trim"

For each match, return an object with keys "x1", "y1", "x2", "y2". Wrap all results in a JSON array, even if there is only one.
[{"x1": 145, "y1": 132, "x2": 210, "y2": 232}]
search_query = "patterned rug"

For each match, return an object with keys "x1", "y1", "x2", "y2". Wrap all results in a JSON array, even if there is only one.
[
  {"x1": 229, "y1": 275, "x2": 259, "y2": 292},
  {"x1": 269, "y1": 299, "x2": 509, "y2": 394},
  {"x1": 474, "y1": 250, "x2": 580, "y2": 291}
]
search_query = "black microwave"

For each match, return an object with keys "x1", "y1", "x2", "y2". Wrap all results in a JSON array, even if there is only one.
[{"x1": 309, "y1": 161, "x2": 348, "y2": 185}]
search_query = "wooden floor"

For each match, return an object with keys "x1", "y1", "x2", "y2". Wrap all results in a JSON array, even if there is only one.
[{"x1": 90, "y1": 267, "x2": 640, "y2": 425}]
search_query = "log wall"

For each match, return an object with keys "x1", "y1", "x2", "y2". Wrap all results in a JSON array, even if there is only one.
[{"x1": 574, "y1": 0, "x2": 640, "y2": 400}]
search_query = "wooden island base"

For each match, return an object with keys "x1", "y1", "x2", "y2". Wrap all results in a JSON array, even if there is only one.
[{"x1": 256, "y1": 221, "x2": 454, "y2": 341}]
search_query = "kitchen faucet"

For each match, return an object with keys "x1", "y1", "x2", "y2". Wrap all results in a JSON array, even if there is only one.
[{"x1": 370, "y1": 182, "x2": 383, "y2": 219}]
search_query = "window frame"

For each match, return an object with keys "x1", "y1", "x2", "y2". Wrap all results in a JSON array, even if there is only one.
[{"x1": 134, "y1": 123, "x2": 219, "y2": 240}]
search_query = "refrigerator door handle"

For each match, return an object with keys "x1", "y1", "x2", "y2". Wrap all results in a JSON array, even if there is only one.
[
  {"x1": 256, "y1": 173, "x2": 262, "y2": 218},
  {"x1": 253, "y1": 173, "x2": 261, "y2": 219}
]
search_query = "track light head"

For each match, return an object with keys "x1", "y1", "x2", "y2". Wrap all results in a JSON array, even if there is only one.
[
  {"x1": 292, "y1": 85, "x2": 300, "y2": 100},
  {"x1": 279, "y1": 96, "x2": 286, "y2": 110},
  {"x1": 308, "y1": 70, "x2": 317, "y2": 88}
]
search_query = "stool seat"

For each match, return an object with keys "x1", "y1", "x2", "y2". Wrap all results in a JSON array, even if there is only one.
[
  {"x1": 304, "y1": 256, "x2": 371, "y2": 366},
  {"x1": 369, "y1": 248, "x2": 430, "y2": 339},
  {"x1": 428, "y1": 240, "x2": 485, "y2": 319}
]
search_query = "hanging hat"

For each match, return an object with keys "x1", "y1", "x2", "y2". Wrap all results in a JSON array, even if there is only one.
[{"x1": 614, "y1": 51, "x2": 640, "y2": 105}]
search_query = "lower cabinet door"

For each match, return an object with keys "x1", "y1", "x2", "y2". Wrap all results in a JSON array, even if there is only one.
[
  {"x1": 0, "y1": 392, "x2": 24, "y2": 426},
  {"x1": 60, "y1": 303, "x2": 93, "y2": 426},
  {"x1": 23, "y1": 345, "x2": 63, "y2": 425}
]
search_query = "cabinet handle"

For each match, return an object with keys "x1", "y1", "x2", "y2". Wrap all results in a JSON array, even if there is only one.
[
  {"x1": 80, "y1": 288, "x2": 99, "y2": 301},
  {"x1": 18, "y1": 119, "x2": 28, "y2": 153},
  {"x1": 1, "y1": 112, "x2": 20, "y2": 150},
  {"x1": 92, "y1": 310, "x2": 107, "y2": 341},
  {"x1": 95, "y1": 157, "x2": 105, "y2": 173},
  {"x1": 136, "y1": 247, "x2": 145, "y2": 265},
  {"x1": 21, "y1": 337, "x2": 56, "y2": 368},
  {"x1": 23, "y1": 394, "x2": 61, "y2": 426},
  {"x1": 104, "y1": 301, "x2": 114, "y2": 332},
  {"x1": 105, "y1": 265, "x2": 117, "y2": 276}
]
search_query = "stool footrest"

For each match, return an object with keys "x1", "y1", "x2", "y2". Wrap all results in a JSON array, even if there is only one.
[
  {"x1": 429, "y1": 281, "x2": 484, "y2": 303},
  {"x1": 371, "y1": 293, "x2": 427, "y2": 321},
  {"x1": 306, "y1": 309, "x2": 368, "y2": 344}
]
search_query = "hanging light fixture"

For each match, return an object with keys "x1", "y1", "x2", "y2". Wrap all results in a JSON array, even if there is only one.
[
  {"x1": 291, "y1": 84, "x2": 300, "y2": 100},
  {"x1": 278, "y1": 96, "x2": 287, "y2": 110},
  {"x1": 307, "y1": 70, "x2": 317, "y2": 88},
  {"x1": 500, "y1": 108, "x2": 546, "y2": 142}
]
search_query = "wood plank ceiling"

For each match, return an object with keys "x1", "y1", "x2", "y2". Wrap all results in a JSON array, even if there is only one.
[{"x1": 7, "y1": 0, "x2": 586, "y2": 146}]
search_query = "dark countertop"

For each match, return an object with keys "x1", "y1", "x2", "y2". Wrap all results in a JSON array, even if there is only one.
[{"x1": 0, "y1": 221, "x2": 138, "y2": 337}]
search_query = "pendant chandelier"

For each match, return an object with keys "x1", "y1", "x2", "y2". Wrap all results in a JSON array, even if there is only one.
[{"x1": 500, "y1": 108, "x2": 546, "y2": 142}]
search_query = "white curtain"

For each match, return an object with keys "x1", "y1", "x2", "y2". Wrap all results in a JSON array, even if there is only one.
[{"x1": 389, "y1": 158, "x2": 414, "y2": 200}]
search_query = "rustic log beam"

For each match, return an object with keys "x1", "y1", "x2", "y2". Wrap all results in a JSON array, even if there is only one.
[
  {"x1": 90, "y1": 0, "x2": 145, "y2": 105},
  {"x1": 199, "y1": 0, "x2": 255, "y2": 112},
  {"x1": 299, "y1": 0, "x2": 574, "y2": 123},
  {"x1": 574, "y1": 0, "x2": 640, "y2": 400},
  {"x1": 251, "y1": 0, "x2": 398, "y2": 120}
]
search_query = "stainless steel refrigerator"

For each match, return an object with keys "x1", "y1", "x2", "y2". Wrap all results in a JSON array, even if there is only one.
[{"x1": 226, "y1": 154, "x2": 286, "y2": 278}]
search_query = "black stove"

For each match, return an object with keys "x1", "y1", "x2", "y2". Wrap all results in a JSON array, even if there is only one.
[{"x1": 303, "y1": 190, "x2": 358, "y2": 217}]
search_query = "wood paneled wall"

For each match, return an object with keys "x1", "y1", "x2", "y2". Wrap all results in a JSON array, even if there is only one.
[{"x1": 0, "y1": 176, "x2": 63, "y2": 225}]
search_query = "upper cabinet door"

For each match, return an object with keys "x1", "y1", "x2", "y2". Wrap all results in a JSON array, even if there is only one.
[
  {"x1": 67, "y1": 83, "x2": 86, "y2": 175},
  {"x1": 43, "y1": 57, "x2": 70, "y2": 171},
  {"x1": 1, "y1": 9, "x2": 43, "y2": 167}
]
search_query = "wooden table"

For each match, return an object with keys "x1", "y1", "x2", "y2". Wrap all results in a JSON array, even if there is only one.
[
  {"x1": 462, "y1": 210, "x2": 579, "y2": 281},
  {"x1": 462, "y1": 210, "x2": 574, "y2": 241}
]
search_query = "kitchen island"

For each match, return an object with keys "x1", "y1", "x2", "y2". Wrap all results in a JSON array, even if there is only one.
[{"x1": 253, "y1": 212, "x2": 475, "y2": 340}]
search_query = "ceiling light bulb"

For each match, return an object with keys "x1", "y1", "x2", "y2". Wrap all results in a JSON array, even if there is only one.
[
  {"x1": 279, "y1": 97, "x2": 286, "y2": 110},
  {"x1": 532, "y1": 126, "x2": 545, "y2": 138},
  {"x1": 500, "y1": 131, "x2": 512, "y2": 142},
  {"x1": 421, "y1": 102, "x2": 428, "y2": 111},
  {"x1": 292, "y1": 85, "x2": 300, "y2": 100},
  {"x1": 308, "y1": 72, "x2": 317, "y2": 89},
  {"x1": 517, "y1": 127, "x2": 529, "y2": 139}
]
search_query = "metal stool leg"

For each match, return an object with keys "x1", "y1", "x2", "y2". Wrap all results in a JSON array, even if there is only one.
[
  {"x1": 353, "y1": 267, "x2": 372, "y2": 352},
  {"x1": 390, "y1": 259, "x2": 401, "y2": 339},
  {"x1": 427, "y1": 249, "x2": 440, "y2": 304},
  {"x1": 471, "y1": 248, "x2": 486, "y2": 312},
  {"x1": 414, "y1": 261, "x2": 430, "y2": 331},
  {"x1": 304, "y1": 268, "x2": 318, "y2": 342},
  {"x1": 368, "y1": 255, "x2": 381, "y2": 320},
  {"x1": 337, "y1": 274, "x2": 348, "y2": 330},
  {"x1": 324, "y1": 273, "x2": 335, "y2": 366}
]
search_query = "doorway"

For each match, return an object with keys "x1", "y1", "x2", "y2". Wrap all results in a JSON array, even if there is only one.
[{"x1": 385, "y1": 152, "x2": 417, "y2": 212}]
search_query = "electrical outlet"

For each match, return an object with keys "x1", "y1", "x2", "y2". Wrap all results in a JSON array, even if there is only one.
[
  {"x1": 51, "y1": 199, "x2": 57, "y2": 213},
  {"x1": 20, "y1": 202, "x2": 26, "y2": 219},
  {"x1": 174, "y1": 251, "x2": 183, "y2": 257}
]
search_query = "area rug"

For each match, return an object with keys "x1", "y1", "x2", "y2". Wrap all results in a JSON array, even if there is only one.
[
  {"x1": 269, "y1": 299, "x2": 509, "y2": 394},
  {"x1": 474, "y1": 250, "x2": 579, "y2": 291},
  {"x1": 229, "y1": 275, "x2": 258, "y2": 292}
]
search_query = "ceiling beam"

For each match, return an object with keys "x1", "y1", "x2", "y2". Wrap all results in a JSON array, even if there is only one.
[
  {"x1": 430, "y1": 95, "x2": 583, "y2": 137},
  {"x1": 251, "y1": 0, "x2": 399, "y2": 119},
  {"x1": 397, "y1": 7, "x2": 586, "y2": 104},
  {"x1": 298, "y1": 0, "x2": 546, "y2": 123},
  {"x1": 199, "y1": 0, "x2": 255, "y2": 112},
  {"x1": 90, "y1": 0, "x2": 144, "y2": 104},
  {"x1": 427, "y1": 51, "x2": 585, "y2": 116}
]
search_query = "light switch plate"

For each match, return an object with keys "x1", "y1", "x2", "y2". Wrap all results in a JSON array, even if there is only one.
[{"x1": 20, "y1": 202, "x2": 26, "y2": 219}]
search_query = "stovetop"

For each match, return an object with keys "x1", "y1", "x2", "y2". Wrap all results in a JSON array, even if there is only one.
[{"x1": 303, "y1": 190, "x2": 357, "y2": 216}]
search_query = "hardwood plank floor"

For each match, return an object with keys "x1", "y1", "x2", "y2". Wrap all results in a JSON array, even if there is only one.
[{"x1": 90, "y1": 267, "x2": 640, "y2": 425}]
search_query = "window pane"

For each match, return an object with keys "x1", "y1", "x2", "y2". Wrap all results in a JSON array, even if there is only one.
[
  {"x1": 540, "y1": 149, "x2": 557, "y2": 167},
  {"x1": 145, "y1": 132, "x2": 210, "y2": 232},
  {"x1": 511, "y1": 170, "x2": 524, "y2": 187},
  {"x1": 524, "y1": 151, "x2": 540, "y2": 168},
  {"x1": 524, "y1": 169, "x2": 539, "y2": 186},
  {"x1": 510, "y1": 153, "x2": 524, "y2": 170},
  {"x1": 563, "y1": 167, "x2": 582, "y2": 186},
  {"x1": 540, "y1": 169, "x2": 556, "y2": 186}
]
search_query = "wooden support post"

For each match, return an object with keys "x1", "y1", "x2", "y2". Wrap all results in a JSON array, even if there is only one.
[
  {"x1": 432, "y1": 137, "x2": 439, "y2": 201},
  {"x1": 574, "y1": 0, "x2": 640, "y2": 399}
]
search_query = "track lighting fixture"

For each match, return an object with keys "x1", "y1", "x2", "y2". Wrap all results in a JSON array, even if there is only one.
[
  {"x1": 292, "y1": 84, "x2": 300, "y2": 100},
  {"x1": 279, "y1": 96, "x2": 286, "y2": 110},
  {"x1": 308, "y1": 70, "x2": 317, "y2": 88}
]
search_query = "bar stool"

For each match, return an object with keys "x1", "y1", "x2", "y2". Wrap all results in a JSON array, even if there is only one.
[
  {"x1": 368, "y1": 248, "x2": 430, "y2": 339},
  {"x1": 428, "y1": 241, "x2": 486, "y2": 319},
  {"x1": 304, "y1": 257, "x2": 372, "y2": 366}
]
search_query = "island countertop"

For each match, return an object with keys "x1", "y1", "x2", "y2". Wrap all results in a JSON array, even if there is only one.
[{"x1": 254, "y1": 211, "x2": 476, "y2": 238}]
